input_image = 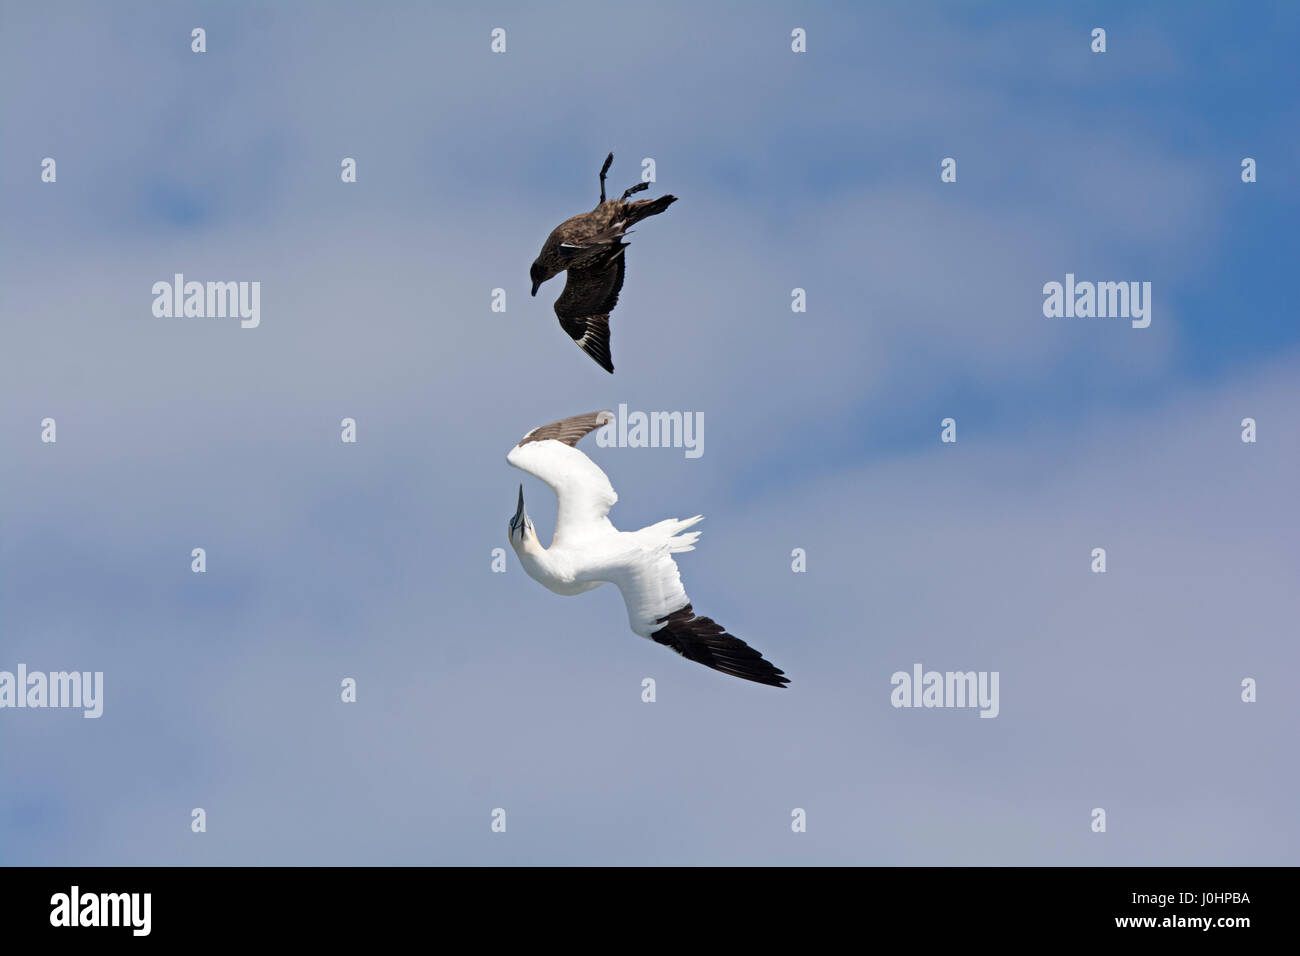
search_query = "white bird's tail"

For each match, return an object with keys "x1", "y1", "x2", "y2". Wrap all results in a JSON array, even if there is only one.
[{"x1": 634, "y1": 515, "x2": 704, "y2": 553}]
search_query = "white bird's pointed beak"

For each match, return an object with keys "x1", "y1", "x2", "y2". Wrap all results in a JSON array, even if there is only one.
[{"x1": 513, "y1": 484, "x2": 526, "y2": 527}]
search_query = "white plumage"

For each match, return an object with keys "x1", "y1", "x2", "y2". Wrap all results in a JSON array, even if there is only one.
[{"x1": 506, "y1": 411, "x2": 788, "y2": 687}]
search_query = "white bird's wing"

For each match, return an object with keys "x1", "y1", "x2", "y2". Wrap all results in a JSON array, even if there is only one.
[
  {"x1": 507, "y1": 410, "x2": 789, "y2": 687},
  {"x1": 506, "y1": 410, "x2": 617, "y2": 547},
  {"x1": 584, "y1": 544, "x2": 790, "y2": 688},
  {"x1": 584, "y1": 543, "x2": 691, "y2": 637}
]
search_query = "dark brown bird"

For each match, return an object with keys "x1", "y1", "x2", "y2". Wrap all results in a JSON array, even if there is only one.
[{"x1": 529, "y1": 153, "x2": 677, "y2": 373}]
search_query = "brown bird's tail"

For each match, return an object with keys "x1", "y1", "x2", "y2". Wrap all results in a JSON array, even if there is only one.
[{"x1": 623, "y1": 194, "x2": 677, "y2": 226}]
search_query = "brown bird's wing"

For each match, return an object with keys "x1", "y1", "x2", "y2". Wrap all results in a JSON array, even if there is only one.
[
  {"x1": 556, "y1": 219, "x2": 629, "y2": 256},
  {"x1": 542, "y1": 207, "x2": 628, "y2": 269},
  {"x1": 554, "y1": 245, "x2": 626, "y2": 374}
]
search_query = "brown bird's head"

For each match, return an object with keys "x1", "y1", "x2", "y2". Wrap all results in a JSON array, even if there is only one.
[{"x1": 529, "y1": 258, "x2": 550, "y2": 296}]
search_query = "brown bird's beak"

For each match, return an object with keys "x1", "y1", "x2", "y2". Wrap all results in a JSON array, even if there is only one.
[{"x1": 530, "y1": 280, "x2": 541, "y2": 296}]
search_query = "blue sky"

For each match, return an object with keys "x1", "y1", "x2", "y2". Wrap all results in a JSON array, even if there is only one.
[{"x1": 1, "y1": 1, "x2": 1297, "y2": 865}]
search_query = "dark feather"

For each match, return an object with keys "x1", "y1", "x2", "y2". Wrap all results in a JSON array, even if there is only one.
[
  {"x1": 651, "y1": 604, "x2": 790, "y2": 688},
  {"x1": 553, "y1": 247, "x2": 625, "y2": 373}
]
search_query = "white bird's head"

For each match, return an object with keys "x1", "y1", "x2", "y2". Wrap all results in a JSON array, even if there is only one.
[{"x1": 507, "y1": 483, "x2": 537, "y2": 550}]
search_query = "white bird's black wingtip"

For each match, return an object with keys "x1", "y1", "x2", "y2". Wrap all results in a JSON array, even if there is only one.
[{"x1": 651, "y1": 604, "x2": 790, "y2": 688}]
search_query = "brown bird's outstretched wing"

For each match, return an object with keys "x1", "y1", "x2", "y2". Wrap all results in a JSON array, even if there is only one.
[{"x1": 554, "y1": 246, "x2": 626, "y2": 373}]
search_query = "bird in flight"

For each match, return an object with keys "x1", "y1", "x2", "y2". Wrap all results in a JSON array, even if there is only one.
[
  {"x1": 506, "y1": 411, "x2": 789, "y2": 687},
  {"x1": 529, "y1": 153, "x2": 677, "y2": 373}
]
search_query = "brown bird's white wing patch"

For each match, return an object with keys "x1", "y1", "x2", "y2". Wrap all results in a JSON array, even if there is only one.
[{"x1": 556, "y1": 219, "x2": 629, "y2": 255}]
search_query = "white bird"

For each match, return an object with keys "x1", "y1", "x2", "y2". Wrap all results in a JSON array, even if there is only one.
[{"x1": 506, "y1": 410, "x2": 789, "y2": 687}]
